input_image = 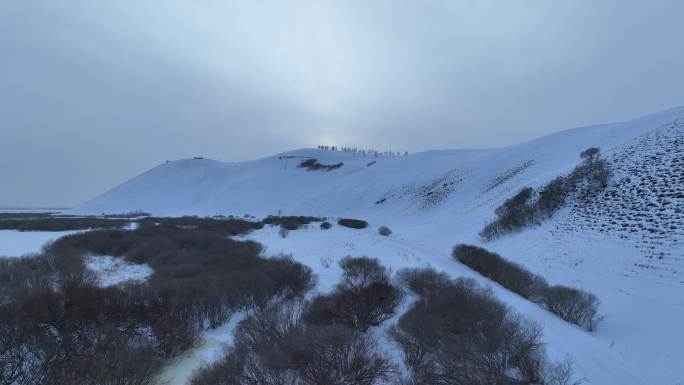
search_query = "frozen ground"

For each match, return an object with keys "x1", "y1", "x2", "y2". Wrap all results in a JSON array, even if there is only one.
[
  {"x1": 0, "y1": 229, "x2": 79, "y2": 258},
  {"x1": 155, "y1": 312, "x2": 247, "y2": 385}
]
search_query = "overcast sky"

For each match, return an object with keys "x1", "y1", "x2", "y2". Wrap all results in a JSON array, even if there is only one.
[{"x1": 1, "y1": 0, "x2": 683, "y2": 207}]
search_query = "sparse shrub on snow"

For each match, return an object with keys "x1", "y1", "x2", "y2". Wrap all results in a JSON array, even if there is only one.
[
  {"x1": 378, "y1": 225, "x2": 392, "y2": 236},
  {"x1": 338, "y1": 218, "x2": 368, "y2": 229},
  {"x1": 320, "y1": 221, "x2": 332, "y2": 229},
  {"x1": 480, "y1": 147, "x2": 612, "y2": 240},
  {"x1": 480, "y1": 187, "x2": 535, "y2": 241}
]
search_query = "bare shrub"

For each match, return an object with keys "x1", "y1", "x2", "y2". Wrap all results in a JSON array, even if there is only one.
[
  {"x1": 480, "y1": 187, "x2": 535, "y2": 240},
  {"x1": 452, "y1": 244, "x2": 602, "y2": 331},
  {"x1": 137, "y1": 215, "x2": 264, "y2": 236},
  {"x1": 191, "y1": 301, "x2": 394, "y2": 385},
  {"x1": 580, "y1": 147, "x2": 600, "y2": 162},
  {"x1": 537, "y1": 176, "x2": 568, "y2": 215},
  {"x1": 453, "y1": 244, "x2": 548, "y2": 301},
  {"x1": 396, "y1": 267, "x2": 452, "y2": 297},
  {"x1": 339, "y1": 256, "x2": 389, "y2": 289},
  {"x1": 378, "y1": 225, "x2": 392, "y2": 236},
  {"x1": 481, "y1": 147, "x2": 612, "y2": 240},
  {"x1": 544, "y1": 357, "x2": 585, "y2": 385},
  {"x1": 304, "y1": 257, "x2": 402, "y2": 332},
  {"x1": 305, "y1": 281, "x2": 403, "y2": 332},
  {"x1": 543, "y1": 285, "x2": 602, "y2": 331},
  {"x1": 0, "y1": 255, "x2": 56, "y2": 303},
  {"x1": 391, "y1": 277, "x2": 548, "y2": 385},
  {"x1": 338, "y1": 218, "x2": 369, "y2": 229},
  {"x1": 298, "y1": 158, "x2": 344, "y2": 171},
  {"x1": 263, "y1": 215, "x2": 321, "y2": 230},
  {"x1": 320, "y1": 255, "x2": 333, "y2": 268}
]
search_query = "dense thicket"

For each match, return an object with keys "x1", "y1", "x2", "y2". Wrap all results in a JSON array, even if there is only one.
[
  {"x1": 0, "y1": 217, "x2": 131, "y2": 231},
  {"x1": 191, "y1": 257, "x2": 401, "y2": 385},
  {"x1": 0, "y1": 222, "x2": 314, "y2": 385},
  {"x1": 138, "y1": 216, "x2": 264, "y2": 235},
  {"x1": 480, "y1": 147, "x2": 612, "y2": 240},
  {"x1": 304, "y1": 257, "x2": 403, "y2": 332},
  {"x1": 453, "y1": 245, "x2": 602, "y2": 331},
  {"x1": 392, "y1": 269, "x2": 580, "y2": 385},
  {"x1": 391, "y1": 274, "x2": 546, "y2": 385},
  {"x1": 0, "y1": 213, "x2": 323, "y2": 234},
  {"x1": 262, "y1": 215, "x2": 322, "y2": 230}
]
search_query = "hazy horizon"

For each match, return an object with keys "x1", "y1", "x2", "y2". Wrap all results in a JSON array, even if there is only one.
[{"x1": 2, "y1": 0, "x2": 684, "y2": 207}]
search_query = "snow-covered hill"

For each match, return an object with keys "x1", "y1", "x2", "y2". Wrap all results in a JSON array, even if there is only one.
[{"x1": 76, "y1": 106, "x2": 684, "y2": 384}]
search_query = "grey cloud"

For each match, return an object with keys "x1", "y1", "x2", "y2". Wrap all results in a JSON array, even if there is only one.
[{"x1": 1, "y1": 0, "x2": 683, "y2": 207}]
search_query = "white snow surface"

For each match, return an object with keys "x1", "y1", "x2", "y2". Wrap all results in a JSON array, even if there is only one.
[
  {"x1": 0, "y1": 230, "x2": 79, "y2": 258},
  {"x1": 85, "y1": 255, "x2": 152, "y2": 287},
  {"x1": 75, "y1": 106, "x2": 684, "y2": 384}
]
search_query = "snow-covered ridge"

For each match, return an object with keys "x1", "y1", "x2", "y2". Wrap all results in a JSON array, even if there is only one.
[{"x1": 76, "y1": 107, "x2": 684, "y2": 222}]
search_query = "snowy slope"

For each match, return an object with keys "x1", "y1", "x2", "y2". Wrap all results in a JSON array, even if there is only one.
[
  {"x1": 76, "y1": 107, "x2": 683, "y2": 224},
  {"x1": 77, "y1": 106, "x2": 684, "y2": 385}
]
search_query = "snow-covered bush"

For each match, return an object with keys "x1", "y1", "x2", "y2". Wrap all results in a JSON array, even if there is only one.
[
  {"x1": 320, "y1": 221, "x2": 332, "y2": 229},
  {"x1": 338, "y1": 218, "x2": 368, "y2": 229},
  {"x1": 543, "y1": 285, "x2": 602, "y2": 331},
  {"x1": 378, "y1": 225, "x2": 392, "y2": 236}
]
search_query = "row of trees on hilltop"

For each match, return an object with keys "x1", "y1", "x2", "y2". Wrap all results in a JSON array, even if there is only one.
[{"x1": 317, "y1": 145, "x2": 409, "y2": 157}]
